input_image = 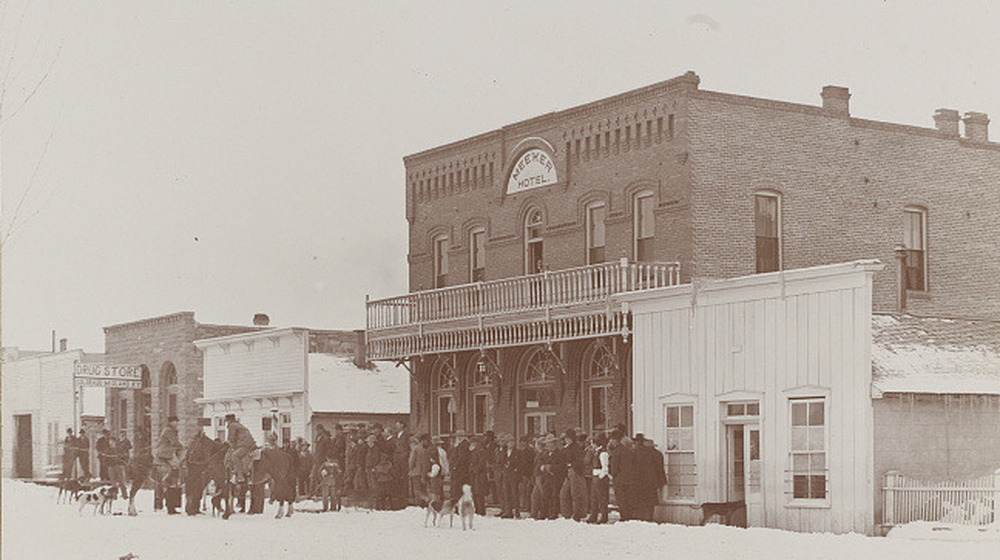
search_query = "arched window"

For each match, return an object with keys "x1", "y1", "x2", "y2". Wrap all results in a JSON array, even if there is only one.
[
  {"x1": 586, "y1": 202, "x2": 607, "y2": 264},
  {"x1": 433, "y1": 234, "x2": 449, "y2": 288},
  {"x1": 160, "y1": 362, "x2": 179, "y2": 420},
  {"x1": 520, "y1": 347, "x2": 558, "y2": 436},
  {"x1": 135, "y1": 365, "x2": 152, "y2": 438},
  {"x1": 525, "y1": 208, "x2": 544, "y2": 274},
  {"x1": 634, "y1": 190, "x2": 655, "y2": 262},
  {"x1": 467, "y1": 353, "x2": 495, "y2": 435},
  {"x1": 432, "y1": 357, "x2": 459, "y2": 437},
  {"x1": 583, "y1": 340, "x2": 616, "y2": 436},
  {"x1": 469, "y1": 227, "x2": 486, "y2": 282}
]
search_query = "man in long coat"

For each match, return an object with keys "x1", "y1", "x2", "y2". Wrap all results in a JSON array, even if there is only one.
[{"x1": 634, "y1": 434, "x2": 667, "y2": 522}]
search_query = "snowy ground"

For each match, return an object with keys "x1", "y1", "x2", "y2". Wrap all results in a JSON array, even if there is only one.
[{"x1": 2, "y1": 479, "x2": 997, "y2": 560}]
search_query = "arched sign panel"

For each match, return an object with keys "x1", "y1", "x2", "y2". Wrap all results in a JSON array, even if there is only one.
[{"x1": 506, "y1": 148, "x2": 558, "y2": 195}]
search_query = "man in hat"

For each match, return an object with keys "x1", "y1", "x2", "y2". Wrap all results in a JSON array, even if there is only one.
[
  {"x1": 634, "y1": 434, "x2": 667, "y2": 522},
  {"x1": 609, "y1": 429, "x2": 636, "y2": 521},
  {"x1": 469, "y1": 436, "x2": 489, "y2": 515},
  {"x1": 559, "y1": 429, "x2": 588, "y2": 521},
  {"x1": 587, "y1": 433, "x2": 611, "y2": 524},
  {"x1": 96, "y1": 429, "x2": 112, "y2": 481},
  {"x1": 449, "y1": 430, "x2": 471, "y2": 501},
  {"x1": 539, "y1": 434, "x2": 565, "y2": 519},
  {"x1": 224, "y1": 414, "x2": 257, "y2": 482},
  {"x1": 155, "y1": 416, "x2": 184, "y2": 514}
]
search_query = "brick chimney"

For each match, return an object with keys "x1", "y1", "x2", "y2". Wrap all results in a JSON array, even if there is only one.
[
  {"x1": 962, "y1": 112, "x2": 990, "y2": 142},
  {"x1": 59, "y1": 338, "x2": 67, "y2": 352},
  {"x1": 252, "y1": 313, "x2": 270, "y2": 326},
  {"x1": 821, "y1": 86, "x2": 851, "y2": 117},
  {"x1": 933, "y1": 109, "x2": 960, "y2": 136}
]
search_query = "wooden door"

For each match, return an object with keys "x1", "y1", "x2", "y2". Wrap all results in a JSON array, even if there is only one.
[
  {"x1": 744, "y1": 425, "x2": 764, "y2": 526},
  {"x1": 14, "y1": 415, "x2": 33, "y2": 479}
]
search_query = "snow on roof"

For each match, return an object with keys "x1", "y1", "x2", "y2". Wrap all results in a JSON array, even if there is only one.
[
  {"x1": 872, "y1": 314, "x2": 1000, "y2": 395},
  {"x1": 307, "y1": 354, "x2": 410, "y2": 414}
]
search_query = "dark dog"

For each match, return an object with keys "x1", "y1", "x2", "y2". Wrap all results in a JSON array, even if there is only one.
[
  {"x1": 694, "y1": 501, "x2": 746, "y2": 527},
  {"x1": 57, "y1": 478, "x2": 85, "y2": 504}
]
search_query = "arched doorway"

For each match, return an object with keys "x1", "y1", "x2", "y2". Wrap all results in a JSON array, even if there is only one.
[
  {"x1": 582, "y1": 340, "x2": 616, "y2": 436},
  {"x1": 519, "y1": 347, "x2": 558, "y2": 437},
  {"x1": 467, "y1": 352, "x2": 496, "y2": 435},
  {"x1": 136, "y1": 365, "x2": 152, "y2": 435},
  {"x1": 160, "y1": 362, "x2": 179, "y2": 422},
  {"x1": 431, "y1": 356, "x2": 459, "y2": 440}
]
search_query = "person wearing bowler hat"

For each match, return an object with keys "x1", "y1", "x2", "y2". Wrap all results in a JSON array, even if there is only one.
[
  {"x1": 449, "y1": 430, "x2": 471, "y2": 501},
  {"x1": 634, "y1": 433, "x2": 667, "y2": 522},
  {"x1": 224, "y1": 414, "x2": 257, "y2": 482},
  {"x1": 155, "y1": 416, "x2": 183, "y2": 514}
]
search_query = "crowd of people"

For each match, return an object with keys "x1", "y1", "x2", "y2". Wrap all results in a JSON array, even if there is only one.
[
  {"x1": 288, "y1": 421, "x2": 667, "y2": 523},
  {"x1": 63, "y1": 418, "x2": 669, "y2": 524}
]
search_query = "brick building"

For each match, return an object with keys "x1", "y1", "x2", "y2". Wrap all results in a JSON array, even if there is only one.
[
  {"x1": 103, "y1": 312, "x2": 264, "y2": 447},
  {"x1": 368, "y1": 71, "x2": 998, "y2": 445}
]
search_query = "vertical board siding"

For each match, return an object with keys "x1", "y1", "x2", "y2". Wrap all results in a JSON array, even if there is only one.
[{"x1": 632, "y1": 267, "x2": 876, "y2": 535}]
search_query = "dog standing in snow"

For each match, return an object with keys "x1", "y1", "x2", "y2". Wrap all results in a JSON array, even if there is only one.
[
  {"x1": 457, "y1": 483, "x2": 475, "y2": 531},
  {"x1": 202, "y1": 479, "x2": 224, "y2": 516},
  {"x1": 78, "y1": 485, "x2": 118, "y2": 515}
]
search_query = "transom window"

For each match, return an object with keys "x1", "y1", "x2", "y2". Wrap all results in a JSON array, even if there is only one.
[
  {"x1": 524, "y1": 349, "x2": 558, "y2": 384},
  {"x1": 586, "y1": 203, "x2": 607, "y2": 264},
  {"x1": 726, "y1": 402, "x2": 760, "y2": 418},
  {"x1": 790, "y1": 398, "x2": 827, "y2": 500},
  {"x1": 634, "y1": 192, "x2": 655, "y2": 262},
  {"x1": 755, "y1": 192, "x2": 781, "y2": 273},
  {"x1": 665, "y1": 404, "x2": 696, "y2": 500},
  {"x1": 903, "y1": 207, "x2": 927, "y2": 291}
]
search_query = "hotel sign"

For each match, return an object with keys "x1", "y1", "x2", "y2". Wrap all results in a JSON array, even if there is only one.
[
  {"x1": 506, "y1": 148, "x2": 557, "y2": 194},
  {"x1": 74, "y1": 363, "x2": 143, "y2": 389}
]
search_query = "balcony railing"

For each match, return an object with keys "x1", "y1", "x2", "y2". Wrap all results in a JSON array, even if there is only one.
[{"x1": 366, "y1": 259, "x2": 680, "y2": 360}]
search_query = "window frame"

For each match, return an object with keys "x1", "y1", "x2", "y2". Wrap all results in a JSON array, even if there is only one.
[
  {"x1": 754, "y1": 191, "x2": 782, "y2": 273},
  {"x1": 902, "y1": 206, "x2": 928, "y2": 292},
  {"x1": 524, "y1": 208, "x2": 544, "y2": 274},
  {"x1": 585, "y1": 202, "x2": 607, "y2": 265},
  {"x1": 663, "y1": 402, "x2": 697, "y2": 504},
  {"x1": 786, "y1": 396, "x2": 830, "y2": 507},
  {"x1": 469, "y1": 227, "x2": 486, "y2": 282},
  {"x1": 633, "y1": 190, "x2": 655, "y2": 262},
  {"x1": 433, "y1": 234, "x2": 449, "y2": 288}
]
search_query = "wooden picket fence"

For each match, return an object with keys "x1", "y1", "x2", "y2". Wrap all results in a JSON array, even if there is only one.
[{"x1": 883, "y1": 469, "x2": 1000, "y2": 526}]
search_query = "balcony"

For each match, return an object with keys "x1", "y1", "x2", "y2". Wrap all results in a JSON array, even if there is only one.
[{"x1": 366, "y1": 259, "x2": 681, "y2": 360}]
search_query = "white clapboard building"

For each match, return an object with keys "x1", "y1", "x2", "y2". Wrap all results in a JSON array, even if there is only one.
[
  {"x1": 195, "y1": 327, "x2": 409, "y2": 445},
  {"x1": 1, "y1": 345, "x2": 106, "y2": 479},
  {"x1": 619, "y1": 260, "x2": 1000, "y2": 535}
]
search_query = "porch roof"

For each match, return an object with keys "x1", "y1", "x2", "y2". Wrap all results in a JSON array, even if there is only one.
[{"x1": 872, "y1": 314, "x2": 1000, "y2": 395}]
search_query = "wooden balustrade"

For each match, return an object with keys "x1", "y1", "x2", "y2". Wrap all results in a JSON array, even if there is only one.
[{"x1": 366, "y1": 260, "x2": 680, "y2": 360}]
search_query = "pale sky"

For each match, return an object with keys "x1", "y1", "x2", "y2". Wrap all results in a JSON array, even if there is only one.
[{"x1": 2, "y1": 0, "x2": 998, "y2": 353}]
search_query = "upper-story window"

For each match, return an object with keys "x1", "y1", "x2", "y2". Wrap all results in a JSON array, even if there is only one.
[
  {"x1": 525, "y1": 208, "x2": 544, "y2": 274},
  {"x1": 470, "y1": 228, "x2": 486, "y2": 282},
  {"x1": 634, "y1": 191, "x2": 655, "y2": 262},
  {"x1": 586, "y1": 203, "x2": 607, "y2": 264},
  {"x1": 903, "y1": 207, "x2": 927, "y2": 291},
  {"x1": 755, "y1": 192, "x2": 781, "y2": 273},
  {"x1": 433, "y1": 234, "x2": 449, "y2": 288}
]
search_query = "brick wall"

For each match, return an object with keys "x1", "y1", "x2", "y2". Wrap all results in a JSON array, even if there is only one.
[
  {"x1": 104, "y1": 313, "x2": 261, "y2": 447},
  {"x1": 688, "y1": 92, "x2": 1000, "y2": 320},
  {"x1": 409, "y1": 339, "x2": 629, "y2": 439},
  {"x1": 872, "y1": 394, "x2": 1000, "y2": 525},
  {"x1": 404, "y1": 75, "x2": 696, "y2": 292}
]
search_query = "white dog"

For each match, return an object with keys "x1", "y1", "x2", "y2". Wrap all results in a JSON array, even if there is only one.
[
  {"x1": 78, "y1": 485, "x2": 117, "y2": 515},
  {"x1": 457, "y1": 483, "x2": 475, "y2": 531}
]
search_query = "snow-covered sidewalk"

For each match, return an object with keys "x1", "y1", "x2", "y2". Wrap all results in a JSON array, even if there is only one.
[{"x1": 2, "y1": 479, "x2": 996, "y2": 560}]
